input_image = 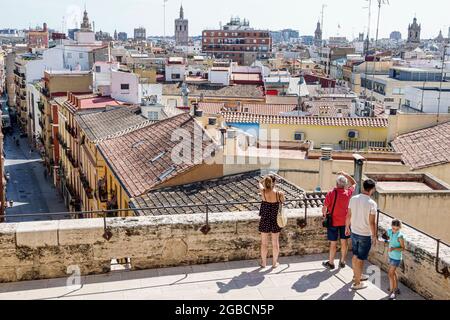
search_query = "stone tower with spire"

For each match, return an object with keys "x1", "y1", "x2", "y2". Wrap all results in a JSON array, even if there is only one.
[
  {"x1": 314, "y1": 21, "x2": 322, "y2": 47},
  {"x1": 80, "y1": 8, "x2": 92, "y2": 32},
  {"x1": 407, "y1": 17, "x2": 421, "y2": 45},
  {"x1": 175, "y1": 5, "x2": 189, "y2": 46}
]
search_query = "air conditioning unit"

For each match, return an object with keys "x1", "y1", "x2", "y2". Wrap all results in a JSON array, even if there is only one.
[
  {"x1": 294, "y1": 132, "x2": 305, "y2": 141},
  {"x1": 347, "y1": 130, "x2": 359, "y2": 139},
  {"x1": 208, "y1": 117, "x2": 217, "y2": 126}
]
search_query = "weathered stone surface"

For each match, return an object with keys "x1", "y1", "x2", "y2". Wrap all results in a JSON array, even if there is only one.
[
  {"x1": 16, "y1": 221, "x2": 59, "y2": 248},
  {"x1": 0, "y1": 208, "x2": 448, "y2": 300},
  {"x1": 58, "y1": 219, "x2": 105, "y2": 246},
  {"x1": 369, "y1": 214, "x2": 450, "y2": 300}
]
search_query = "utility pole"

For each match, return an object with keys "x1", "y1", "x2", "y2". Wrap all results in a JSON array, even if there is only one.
[
  {"x1": 320, "y1": 4, "x2": 327, "y2": 74},
  {"x1": 163, "y1": 0, "x2": 168, "y2": 44},
  {"x1": 437, "y1": 44, "x2": 448, "y2": 123},
  {"x1": 370, "y1": 0, "x2": 389, "y2": 102},
  {"x1": 363, "y1": 0, "x2": 372, "y2": 98}
]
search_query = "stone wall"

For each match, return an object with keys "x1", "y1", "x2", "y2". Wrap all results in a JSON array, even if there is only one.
[
  {"x1": 0, "y1": 209, "x2": 328, "y2": 283},
  {"x1": 1, "y1": 208, "x2": 449, "y2": 300},
  {"x1": 369, "y1": 214, "x2": 450, "y2": 300}
]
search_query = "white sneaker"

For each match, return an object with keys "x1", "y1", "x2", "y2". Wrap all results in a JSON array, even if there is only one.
[
  {"x1": 351, "y1": 282, "x2": 368, "y2": 291},
  {"x1": 389, "y1": 293, "x2": 397, "y2": 300}
]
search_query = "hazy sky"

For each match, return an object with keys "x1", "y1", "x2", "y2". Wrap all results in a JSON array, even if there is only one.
[{"x1": 1, "y1": 0, "x2": 449, "y2": 39}]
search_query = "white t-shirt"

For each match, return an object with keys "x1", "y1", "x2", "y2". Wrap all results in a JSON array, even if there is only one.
[{"x1": 348, "y1": 194, "x2": 378, "y2": 237}]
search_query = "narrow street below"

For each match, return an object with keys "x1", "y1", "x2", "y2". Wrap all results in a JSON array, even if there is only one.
[{"x1": 3, "y1": 126, "x2": 68, "y2": 222}]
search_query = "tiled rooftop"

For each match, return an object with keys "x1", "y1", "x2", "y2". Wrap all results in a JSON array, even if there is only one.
[
  {"x1": 98, "y1": 113, "x2": 218, "y2": 198},
  {"x1": 0, "y1": 254, "x2": 422, "y2": 300},
  {"x1": 223, "y1": 112, "x2": 389, "y2": 128},
  {"x1": 132, "y1": 171, "x2": 326, "y2": 215},
  {"x1": 163, "y1": 83, "x2": 265, "y2": 98},
  {"x1": 391, "y1": 121, "x2": 450, "y2": 170},
  {"x1": 76, "y1": 106, "x2": 155, "y2": 143}
]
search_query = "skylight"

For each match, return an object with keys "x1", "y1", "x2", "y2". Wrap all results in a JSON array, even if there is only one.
[
  {"x1": 151, "y1": 151, "x2": 166, "y2": 163},
  {"x1": 131, "y1": 140, "x2": 145, "y2": 149},
  {"x1": 158, "y1": 166, "x2": 176, "y2": 181}
]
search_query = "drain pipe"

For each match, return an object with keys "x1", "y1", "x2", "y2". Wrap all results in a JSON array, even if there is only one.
[{"x1": 353, "y1": 154, "x2": 366, "y2": 194}]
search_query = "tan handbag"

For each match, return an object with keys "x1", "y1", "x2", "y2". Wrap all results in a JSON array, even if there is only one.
[{"x1": 276, "y1": 191, "x2": 288, "y2": 228}]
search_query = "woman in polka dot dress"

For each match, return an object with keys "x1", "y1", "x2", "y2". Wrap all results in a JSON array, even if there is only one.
[{"x1": 258, "y1": 175, "x2": 285, "y2": 269}]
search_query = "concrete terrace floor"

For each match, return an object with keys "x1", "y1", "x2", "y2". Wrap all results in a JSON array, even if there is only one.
[{"x1": 0, "y1": 254, "x2": 422, "y2": 300}]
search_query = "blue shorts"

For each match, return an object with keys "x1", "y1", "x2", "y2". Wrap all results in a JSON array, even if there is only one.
[
  {"x1": 327, "y1": 226, "x2": 350, "y2": 241},
  {"x1": 389, "y1": 258, "x2": 401, "y2": 267},
  {"x1": 351, "y1": 233, "x2": 372, "y2": 261}
]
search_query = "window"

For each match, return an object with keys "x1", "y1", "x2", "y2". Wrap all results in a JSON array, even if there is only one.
[
  {"x1": 147, "y1": 111, "x2": 159, "y2": 121},
  {"x1": 95, "y1": 66, "x2": 101, "y2": 73},
  {"x1": 171, "y1": 74, "x2": 181, "y2": 80},
  {"x1": 121, "y1": 83, "x2": 130, "y2": 90}
]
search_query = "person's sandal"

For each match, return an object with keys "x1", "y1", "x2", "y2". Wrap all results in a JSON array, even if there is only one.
[
  {"x1": 272, "y1": 263, "x2": 280, "y2": 269},
  {"x1": 339, "y1": 261, "x2": 346, "y2": 268},
  {"x1": 322, "y1": 261, "x2": 335, "y2": 270},
  {"x1": 353, "y1": 274, "x2": 369, "y2": 282},
  {"x1": 351, "y1": 282, "x2": 368, "y2": 291},
  {"x1": 258, "y1": 260, "x2": 266, "y2": 268}
]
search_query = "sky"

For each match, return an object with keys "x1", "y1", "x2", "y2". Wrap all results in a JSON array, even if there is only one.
[{"x1": 0, "y1": 0, "x2": 449, "y2": 40}]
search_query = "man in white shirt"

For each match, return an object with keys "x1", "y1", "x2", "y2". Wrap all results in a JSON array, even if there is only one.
[{"x1": 345, "y1": 179, "x2": 378, "y2": 290}]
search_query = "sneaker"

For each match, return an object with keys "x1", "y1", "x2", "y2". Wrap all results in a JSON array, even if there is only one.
[
  {"x1": 339, "y1": 261, "x2": 346, "y2": 268},
  {"x1": 351, "y1": 282, "x2": 368, "y2": 291},
  {"x1": 322, "y1": 261, "x2": 335, "y2": 270},
  {"x1": 389, "y1": 292, "x2": 397, "y2": 300}
]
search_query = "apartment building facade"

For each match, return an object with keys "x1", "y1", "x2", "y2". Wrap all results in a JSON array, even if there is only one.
[{"x1": 202, "y1": 18, "x2": 272, "y2": 66}]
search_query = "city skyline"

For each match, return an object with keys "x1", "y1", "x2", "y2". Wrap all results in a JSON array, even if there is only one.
[{"x1": 0, "y1": 0, "x2": 449, "y2": 39}]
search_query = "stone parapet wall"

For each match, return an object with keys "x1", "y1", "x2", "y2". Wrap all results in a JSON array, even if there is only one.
[
  {"x1": 0, "y1": 208, "x2": 449, "y2": 300},
  {"x1": 370, "y1": 214, "x2": 450, "y2": 300},
  {"x1": 0, "y1": 209, "x2": 328, "y2": 283}
]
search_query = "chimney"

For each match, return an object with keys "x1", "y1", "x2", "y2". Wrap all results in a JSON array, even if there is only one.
[
  {"x1": 353, "y1": 154, "x2": 366, "y2": 194},
  {"x1": 318, "y1": 147, "x2": 334, "y2": 192},
  {"x1": 43, "y1": 23, "x2": 48, "y2": 32}
]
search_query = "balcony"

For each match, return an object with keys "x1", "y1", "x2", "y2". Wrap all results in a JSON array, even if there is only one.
[
  {"x1": 66, "y1": 150, "x2": 79, "y2": 168},
  {"x1": 37, "y1": 101, "x2": 44, "y2": 113},
  {"x1": 97, "y1": 178, "x2": 108, "y2": 202},
  {"x1": 80, "y1": 172, "x2": 94, "y2": 200}
]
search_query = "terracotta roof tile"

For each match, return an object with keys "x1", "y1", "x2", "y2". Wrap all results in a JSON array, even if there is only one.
[
  {"x1": 98, "y1": 113, "x2": 218, "y2": 198},
  {"x1": 223, "y1": 112, "x2": 388, "y2": 128},
  {"x1": 131, "y1": 171, "x2": 326, "y2": 215},
  {"x1": 391, "y1": 122, "x2": 450, "y2": 169},
  {"x1": 76, "y1": 107, "x2": 154, "y2": 142}
]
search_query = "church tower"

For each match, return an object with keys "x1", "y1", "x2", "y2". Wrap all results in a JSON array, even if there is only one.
[
  {"x1": 314, "y1": 21, "x2": 322, "y2": 47},
  {"x1": 407, "y1": 17, "x2": 421, "y2": 45},
  {"x1": 80, "y1": 9, "x2": 92, "y2": 32},
  {"x1": 175, "y1": 5, "x2": 189, "y2": 46}
]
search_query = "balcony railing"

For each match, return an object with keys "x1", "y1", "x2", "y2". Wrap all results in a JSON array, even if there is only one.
[{"x1": 37, "y1": 101, "x2": 44, "y2": 113}]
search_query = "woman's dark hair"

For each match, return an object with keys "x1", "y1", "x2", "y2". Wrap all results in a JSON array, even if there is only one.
[
  {"x1": 363, "y1": 179, "x2": 376, "y2": 192},
  {"x1": 392, "y1": 219, "x2": 402, "y2": 228}
]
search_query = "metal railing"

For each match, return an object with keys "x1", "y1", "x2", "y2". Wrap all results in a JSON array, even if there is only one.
[
  {"x1": 377, "y1": 210, "x2": 450, "y2": 279},
  {"x1": 0, "y1": 198, "x2": 313, "y2": 238}
]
